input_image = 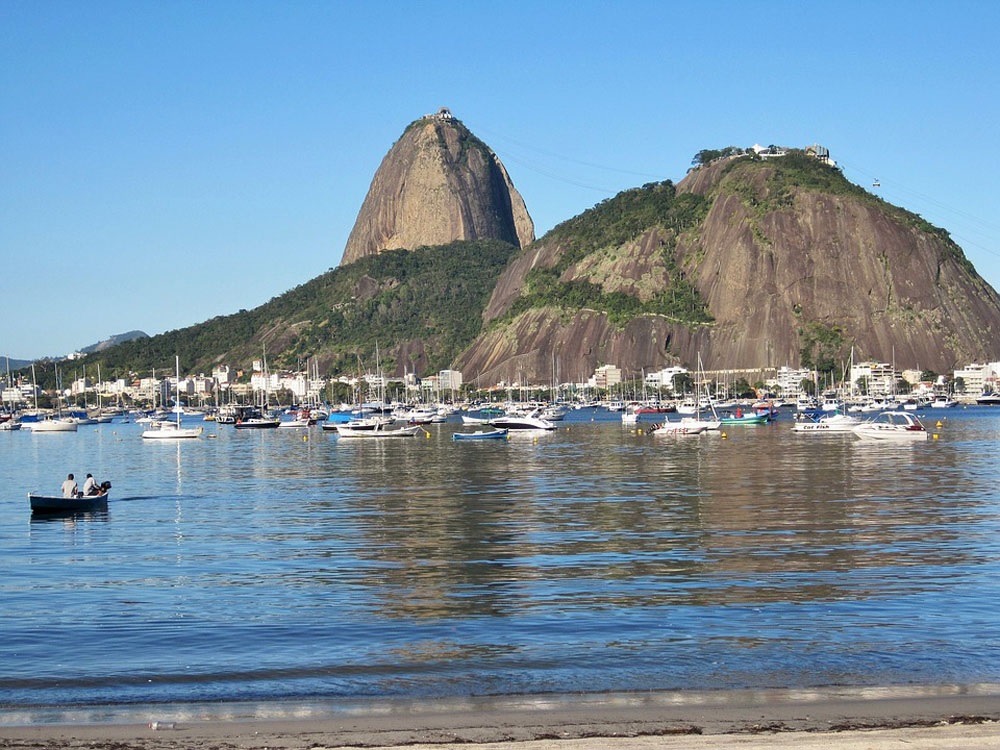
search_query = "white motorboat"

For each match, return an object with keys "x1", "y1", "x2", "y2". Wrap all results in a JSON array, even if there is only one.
[
  {"x1": 852, "y1": 411, "x2": 929, "y2": 441},
  {"x1": 791, "y1": 412, "x2": 861, "y2": 433},
  {"x1": 650, "y1": 420, "x2": 707, "y2": 436},
  {"x1": 541, "y1": 404, "x2": 568, "y2": 421},
  {"x1": 490, "y1": 409, "x2": 556, "y2": 431},
  {"x1": 929, "y1": 394, "x2": 958, "y2": 408},
  {"x1": 335, "y1": 421, "x2": 421, "y2": 438}
]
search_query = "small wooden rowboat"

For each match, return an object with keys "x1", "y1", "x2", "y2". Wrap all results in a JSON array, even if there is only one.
[
  {"x1": 29, "y1": 491, "x2": 110, "y2": 515},
  {"x1": 452, "y1": 428, "x2": 509, "y2": 441}
]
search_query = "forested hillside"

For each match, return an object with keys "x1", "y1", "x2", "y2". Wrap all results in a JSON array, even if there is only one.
[{"x1": 32, "y1": 240, "x2": 516, "y2": 388}]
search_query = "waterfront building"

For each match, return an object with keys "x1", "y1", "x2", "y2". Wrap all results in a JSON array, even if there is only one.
[
  {"x1": 953, "y1": 362, "x2": 1000, "y2": 395},
  {"x1": 592, "y1": 364, "x2": 622, "y2": 390},
  {"x1": 645, "y1": 366, "x2": 688, "y2": 389},
  {"x1": 776, "y1": 366, "x2": 813, "y2": 397},
  {"x1": 850, "y1": 361, "x2": 897, "y2": 397}
]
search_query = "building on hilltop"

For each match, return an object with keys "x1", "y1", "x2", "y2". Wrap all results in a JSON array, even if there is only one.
[
  {"x1": 805, "y1": 144, "x2": 837, "y2": 167},
  {"x1": 427, "y1": 107, "x2": 454, "y2": 120}
]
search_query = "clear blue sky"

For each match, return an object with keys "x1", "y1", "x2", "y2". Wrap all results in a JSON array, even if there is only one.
[{"x1": 3, "y1": 0, "x2": 999, "y2": 361}]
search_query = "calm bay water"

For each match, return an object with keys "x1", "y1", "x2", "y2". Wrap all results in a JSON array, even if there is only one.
[{"x1": 2, "y1": 408, "x2": 999, "y2": 723}]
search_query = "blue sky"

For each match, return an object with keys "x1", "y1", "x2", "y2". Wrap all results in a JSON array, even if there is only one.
[{"x1": 3, "y1": 0, "x2": 999, "y2": 361}]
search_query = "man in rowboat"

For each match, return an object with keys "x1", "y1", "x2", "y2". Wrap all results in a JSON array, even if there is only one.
[
  {"x1": 61, "y1": 473, "x2": 79, "y2": 498},
  {"x1": 82, "y1": 473, "x2": 99, "y2": 496}
]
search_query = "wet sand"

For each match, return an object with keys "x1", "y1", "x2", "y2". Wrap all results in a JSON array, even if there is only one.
[{"x1": 1, "y1": 686, "x2": 998, "y2": 749}]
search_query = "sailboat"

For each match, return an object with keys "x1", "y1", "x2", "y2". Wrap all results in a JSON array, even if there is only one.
[
  {"x1": 141, "y1": 357, "x2": 204, "y2": 439},
  {"x1": 29, "y1": 363, "x2": 78, "y2": 432},
  {"x1": 234, "y1": 345, "x2": 280, "y2": 428},
  {"x1": 651, "y1": 354, "x2": 720, "y2": 434}
]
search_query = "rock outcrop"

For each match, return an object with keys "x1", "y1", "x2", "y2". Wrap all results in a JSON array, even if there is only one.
[
  {"x1": 341, "y1": 108, "x2": 534, "y2": 266},
  {"x1": 455, "y1": 152, "x2": 1000, "y2": 382}
]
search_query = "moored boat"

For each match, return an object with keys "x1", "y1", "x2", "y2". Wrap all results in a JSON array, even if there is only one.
[
  {"x1": 29, "y1": 418, "x2": 78, "y2": 432},
  {"x1": 650, "y1": 420, "x2": 707, "y2": 435},
  {"x1": 490, "y1": 409, "x2": 556, "y2": 431},
  {"x1": 234, "y1": 415, "x2": 281, "y2": 429},
  {"x1": 452, "y1": 428, "x2": 508, "y2": 441},
  {"x1": 335, "y1": 421, "x2": 421, "y2": 438},
  {"x1": 791, "y1": 412, "x2": 861, "y2": 433},
  {"x1": 852, "y1": 411, "x2": 929, "y2": 441},
  {"x1": 141, "y1": 420, "x2": 204, "y2": 439},
  {"x1": 719, "y1": 411, "x2": 769, "y2": 425},
  {"x1": 142, "y1": 356, "x2": 204, "y2": 439},
  {"x1": 929, "y1": 394, "x2": 958, "y2": 408}
]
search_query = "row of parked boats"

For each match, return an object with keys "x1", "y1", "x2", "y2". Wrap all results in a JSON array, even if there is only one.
[{"x1": 3, "y1": 394, "x2": 945, "y2": 443}]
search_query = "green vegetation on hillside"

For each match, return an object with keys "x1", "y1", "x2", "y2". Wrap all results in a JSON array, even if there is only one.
[
  {"x1": 718, "y1": 151, "x2": 975, "y2": 272},
  {"x1": 798, "y1": 320, "x2": 849, "y2": 375},
  {"x1": 505, "y1": 181, "x2": 713, "y2": 326},
  {"x1": 61, "y1": 240, "x2": 516, "y2": 383}
]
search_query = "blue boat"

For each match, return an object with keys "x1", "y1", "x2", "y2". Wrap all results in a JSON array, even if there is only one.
[{"x1": 452, "y1": 428, "x2": 509, "y2": 441}]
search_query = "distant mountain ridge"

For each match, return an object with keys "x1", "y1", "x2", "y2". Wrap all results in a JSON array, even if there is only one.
[
  {"x1": 3, "y1": 331, "x2": 148, "y2": 369},
  {"x1": 2, "y1": 356, "x2": 32, "y2": 370},
  {"x1": 80, "y1": 330, "x2": 149, "y2": 354}
]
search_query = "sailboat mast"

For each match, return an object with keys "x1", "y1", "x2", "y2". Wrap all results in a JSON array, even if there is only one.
[{"x1": 175, "y1": 355, "x2": 181, "y2": 427}]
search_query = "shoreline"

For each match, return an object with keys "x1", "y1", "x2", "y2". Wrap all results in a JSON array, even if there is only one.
[{"x1": 1, "y1": 685, "x2": 998, "y2": 749}]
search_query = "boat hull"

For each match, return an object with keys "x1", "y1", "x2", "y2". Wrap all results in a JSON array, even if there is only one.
[
  {"x1": 141, "y1": 425, "x2": 204, "y2": 439},
  {"x1": 489, "y1": 417, "x2": 556, "y2": 431},
  {"x1": 234, "y1": 419, "x2": 281, "y2": 429},
  {"x1": 29, "y1": 492, "x2": 109, "y2": 514},
  {"x1": 719, "y1": 414, "x2": 769, "y2": 425},
  {"x1": 852, "y1": 411, "x2": 929, "y2": 441},
  {"x1": 651, "y1": 422, "x2": 707, "y2": 435},
  {"x1": 335, "y1": 424, "x2": 421, "y2": 438},
  {"x1": 29, "y1": 419, "x2": 78, "y2": 432},
  {"x1": 791, "y1": 414, "x2": 860, "y2": 433},
  {"x1": 453, "y1": 429, "x2": 508, "y2": 441}
]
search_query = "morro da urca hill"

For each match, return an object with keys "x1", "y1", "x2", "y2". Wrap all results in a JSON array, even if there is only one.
[
  {"x1": 341, "y1": 108, "x2": 535, "y2": 267},
  {"x1": 455, "y1": 149, "x2": 1000, "y2": 383}
]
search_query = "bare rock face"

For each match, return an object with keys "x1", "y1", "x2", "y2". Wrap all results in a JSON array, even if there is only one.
[
  {"x1": 341, "y1": 109, "x2": 534, "y2": 266},
  {"x1": 456, "y1": 153, "x2": 1000, "y2": 381},
  {"x1": 673, "y1": 158, "x2": 1000, "y2": 371}
]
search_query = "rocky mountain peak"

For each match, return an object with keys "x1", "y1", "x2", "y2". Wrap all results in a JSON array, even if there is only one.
[{"x1": 340, "y1": 108, "x2": 534, "y2": 266}]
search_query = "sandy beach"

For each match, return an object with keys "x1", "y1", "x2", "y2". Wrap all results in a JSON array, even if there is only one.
[{"x1": 1, "y1": 686, "x2": 997, "y2": 749}]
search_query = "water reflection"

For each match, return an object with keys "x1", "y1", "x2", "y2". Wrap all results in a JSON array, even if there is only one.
[{"x1": 3, "y1": 411, "x2": 999, "y2": 706}]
